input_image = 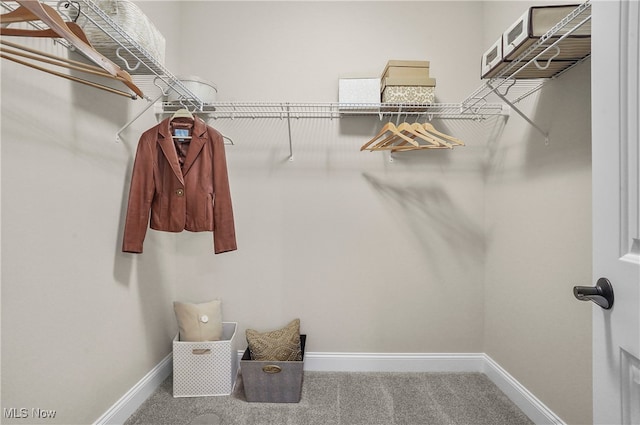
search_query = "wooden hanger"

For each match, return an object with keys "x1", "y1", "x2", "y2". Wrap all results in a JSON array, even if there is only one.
[
  {"x1": 374, "y1": 122, "x2": 447, "y2": 150},
  {"x1": 1, "y1": 50, "x2": 134, "y2": 98},
  {"x1": 370, "y1": 122, "x2": 444, "y2": 151},
  {"x1": 390, "y1": 123, "x2": 464, "y2": 151},
  {"x1": 421, "y1": 123, "x2": 465, "y2": 146},
  {"x1": 1, "y1": 0, "x2": 143, "y2": 98},
  {"x1": 0, "y1": 3, "x2": 91, "y2": 44},
  {"x1": 0, "y1": 39, "x2": 137, "y2": 98},
  {"x1": 388, "y1": 123, "x2": 464, "y2": 151},
  {"x1": 360, "y1": 122, "x2": 398, "y2": 151},
  {"x1": 1, "y1": 23, "x2": 92, "y2": 45},
  {"x1": 2, "y1": 39, "x2": 125, "y2": 80},
  {"x1": 360, "y1": 122, "x2": 420, "y2": 151},
  {"x1": 0, "y1": 2, "x2": 40, "y2": 23},
  {"x1": 361, "y1": 120, "x2": 464, "y2": 152},
  {"x1": 412, "y1": 123, "x2": 453, "y2": 148}
]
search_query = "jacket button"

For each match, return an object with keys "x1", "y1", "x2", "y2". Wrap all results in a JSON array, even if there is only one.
[{"x1": 176, "y1": 188, "x2": 184, "y2": 197}]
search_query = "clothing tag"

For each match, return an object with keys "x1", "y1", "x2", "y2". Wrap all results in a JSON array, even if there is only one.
[{"x1": 174, "y1": 128, "x2": 190, "y2": 143}]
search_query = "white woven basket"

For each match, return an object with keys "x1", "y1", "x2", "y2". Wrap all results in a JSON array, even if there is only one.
[
  {"x1": 79, "y1": 0, "x2": 166, "y2": 74},
  {"x1": 172, "y1": 322, "x2": 238, "y2": 397}
]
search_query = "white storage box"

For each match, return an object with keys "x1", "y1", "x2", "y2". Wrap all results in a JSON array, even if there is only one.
[
  {"x1": 339, "y1": 77, "x2": 381, "y2": 106},
  {"x1": 481, "y1": 35, "x2": 507, "y2": 79},
  {"x1": 172, "y1": 322, "x2": 237, "y2": 397},
  {"x1": 502, "y1": 4, "x2": 590, "y2": 61},
  {"x1": 168, "y1": 76, "x2": 218, "y2": 103}
]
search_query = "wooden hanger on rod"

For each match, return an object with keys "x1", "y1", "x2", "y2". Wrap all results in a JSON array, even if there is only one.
[
  {"x1": 0, "y1": 39, "x2": 137, "y2": 98},
  {"x1": 360, "y1": 121, "x2": 420, "y2": 151},
  {"x1": 370, "y1": 122, "x2": 447, "y2": 151},
  {"x1": 0, "y1": 0, "x2": 143, "y2": 98},
  {"x1": 360, "y1": 118, "x2": 464, "y2": 152},
  {"x1": 0, "y1": 40, "x2": 135, "y2": 98},
  {"x1": 408, "y1": 123, "x2": 454, "y2": 149},
  {"x1": 421, "y1": 122, "x2": 465, "y2": 146},
  {"x1": 0, "y1": 1, "x2": 39, "y2": 23},
  {"x1": 1, "y1": 22, "x2": 92, "y2": 44},
  {"x1": 0, "y1": 2, "x2": 92, "y2": 44}
]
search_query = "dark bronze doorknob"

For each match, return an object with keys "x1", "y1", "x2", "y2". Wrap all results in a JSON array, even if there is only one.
[{"x1": 573, "y1": 278, "x2": 614, "y2": 310}]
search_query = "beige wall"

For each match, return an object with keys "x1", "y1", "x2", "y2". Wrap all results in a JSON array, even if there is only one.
[
  {"x1": 482, "y1": 2, "x2": 593, "y2": 425},
  {"x1": 0, "y1": 3, "x2": 183, "y2": 424},
  {"x1": 167, "y1": 0, "x2": 487, "y2": 354},
  {"x1": 0, "y1": 1, "x2": 591, "y2": 424}
]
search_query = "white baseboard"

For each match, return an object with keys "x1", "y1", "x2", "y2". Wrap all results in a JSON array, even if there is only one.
[
  {"x1": 93, "y1": 353, "x2": 172, "y2": 425},
  {"x1": 302, "y1": 352, "x2": 486, "y2": 373},
  {"x1": 100, "y1": 351, "x2": 564, "y2": 425},
  {"x1": 482, "y1": 355, "x2": 566, "y2": 425}
]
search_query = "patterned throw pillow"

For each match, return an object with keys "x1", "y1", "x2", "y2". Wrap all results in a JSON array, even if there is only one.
[
  {"x1": 173, "y1": 299, "x2": 223, "y2": 342},
  {"x1": 246, "y1": 319, "x2": 302, "y2": 361}
]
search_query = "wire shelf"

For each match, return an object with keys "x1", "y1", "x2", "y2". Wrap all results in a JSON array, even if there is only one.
[
  {"x1": 463, "y1": 0, "x2": 591, "y2": 109},
  {"x1": 69, "y1": 0, "x2": 204, "y2": 108},
  {"x1": 159, "y1": 101, "x2": 508, "y2": 121}
]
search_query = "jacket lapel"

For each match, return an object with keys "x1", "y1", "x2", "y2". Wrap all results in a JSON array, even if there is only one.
[
  {"x1": 181, "y1": 117, "x2": 207, "y2": 176},
  {"x1": 157, "y1": 117, "x2": 185, "y2": 185}
]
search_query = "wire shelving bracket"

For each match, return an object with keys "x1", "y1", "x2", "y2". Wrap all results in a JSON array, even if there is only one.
[{"x1": 462, "y1": 0, "x2": 592, "y2": 144}]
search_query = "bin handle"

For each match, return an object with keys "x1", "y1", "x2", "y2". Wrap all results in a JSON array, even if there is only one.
[
  {"x1": 262, "y1": 365, "x2": 282, "y2": 374},
  {"x1": 192, "y1": 348, "x2": 211, "y2": 355}
]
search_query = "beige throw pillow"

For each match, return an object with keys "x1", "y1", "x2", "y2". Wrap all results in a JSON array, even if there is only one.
[
  {"x1": 246, "y1": 318, "x2": 302, "y2": 361},
  {"x1": 173, "y1": 299, "x2": 223, "y2": 342}
]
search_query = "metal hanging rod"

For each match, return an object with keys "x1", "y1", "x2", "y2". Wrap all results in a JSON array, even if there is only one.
[
  {"x1": 156, "y1": 101, "x2": 509, "y2": 162},
  {"x1": 161, "y1": 102, "x2": 508, "y2": 121}
]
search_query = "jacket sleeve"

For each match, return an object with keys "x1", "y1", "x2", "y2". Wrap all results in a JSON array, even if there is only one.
[
  {"x1": 211, "y1": 129, "x2": 237, "y2": 254},
  {"x1": 122, "y1": 135, "x2": 155, "y2": 253}
]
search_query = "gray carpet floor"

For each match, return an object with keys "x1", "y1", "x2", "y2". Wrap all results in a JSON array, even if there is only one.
[{"x1": 124, "y1": 371, "x2": 534, "y2": 425}]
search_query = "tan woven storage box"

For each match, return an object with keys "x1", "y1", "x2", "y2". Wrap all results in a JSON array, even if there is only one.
[
  {"x1": 172, "y1": 322, "x2": 238, "y2": 397},
  {"x1": 240, "y1": 335, "x2": 306, "y2": 403}
]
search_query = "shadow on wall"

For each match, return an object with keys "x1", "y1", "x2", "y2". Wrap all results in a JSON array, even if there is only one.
[
  {"x1": 484, "y1": 61, "x2": 591, "y2": 180},
  {"x1": 113, "y1": 158, "x2": 176, "y2": 351},
  {"x1": 68, "y1": 48, "x2": 137, "y2": 125},
  {"x1": 110, "y1": 110, "x2": 176, "y2": 352},
  {"x1": 113, "y1": 160, "x2": 135, "y2": 286},
  {"x1": 523, "y1": 63, "x2": 591, "y2": 177},
  {"x1": 362, "y1": 173, "x2": 485, "y2": 279}
]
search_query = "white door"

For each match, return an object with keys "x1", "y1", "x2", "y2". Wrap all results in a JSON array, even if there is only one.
[{"x1": 591, "y1": 1, "x2": 640, "y2": 424}]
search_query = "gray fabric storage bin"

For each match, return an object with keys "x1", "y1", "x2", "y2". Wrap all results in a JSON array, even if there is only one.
[{"x1": 240, "y1": 335, "x2": 306, "y2": 403}]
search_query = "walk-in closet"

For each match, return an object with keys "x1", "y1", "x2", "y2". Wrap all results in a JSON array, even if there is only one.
[{"x1": 2, "y1": 1, "x2": 638, "y2": 425}]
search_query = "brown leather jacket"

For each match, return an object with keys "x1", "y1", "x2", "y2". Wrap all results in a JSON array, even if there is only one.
[{"x1": 122, "y1": 116, "x2": 237, "y2": 254}]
